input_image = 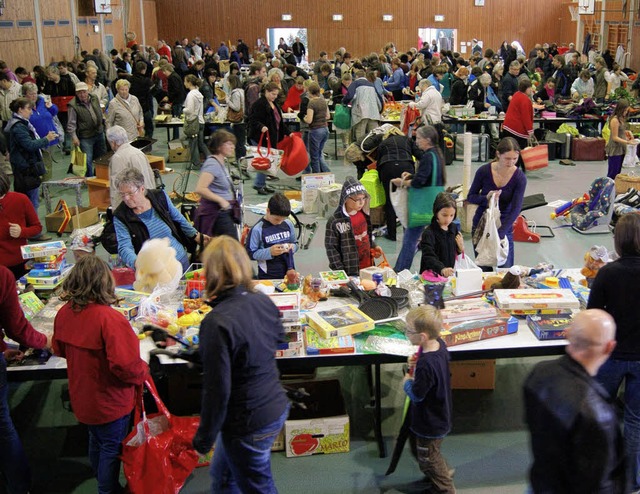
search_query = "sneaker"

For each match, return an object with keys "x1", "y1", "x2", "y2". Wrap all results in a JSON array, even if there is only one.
[
  {"x1": 266, "y1": 175, "x2": 280, "y2": 181},
  {"x1": 625, "y1": 192, "x2": 640, "y2": 208},
  {"x1": 255, "y1": 186, "x2": 271, "y2": 195},
  {"x1": 616, "y1": 188, "x2": 637, "y2": 203},
  {"x1": 253, "y1": 185, "x2": 275, "y2": 193}
]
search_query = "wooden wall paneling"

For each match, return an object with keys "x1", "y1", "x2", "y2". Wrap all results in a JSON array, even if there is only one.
[
  {"x1": 0, "y1": 1, "x2": 37, "y2": 69},
  {"x1": 0, "y1": 40, "x2": 39, "y2": 71},
  {"x1": 154, "y1": 0, "x2": 573, "y2": 60},
  {"x1": 40, "y1": 0, "x2": 74, "y2": 63},
  {"x1": 143, "y1": 1, "x2": 158, "y2": 46},
  {"x1": 77, "y1": 18, "x2": 103, "y2": 53}
]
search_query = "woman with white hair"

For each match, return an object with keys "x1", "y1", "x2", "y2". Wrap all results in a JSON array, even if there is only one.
[
  {"x1": 106, "y1": 125, "x2": 155, "y2": 208},
  {"x1": 410, "y1": 79, "x2": 443, "y2": 125},
  {"x1": 467, "y1": 72, "x2": 493, "y2": 114},
  {"x1": 106, "y1": 79, "x2": 144, "y2": 141}
]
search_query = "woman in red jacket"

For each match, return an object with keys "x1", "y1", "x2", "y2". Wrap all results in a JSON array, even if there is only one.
[
  {"x1": 502, "y1": 78, "x2": 534, "y2": 172},
  {"x1": 53, "y1": 256, "x2": 148, "y2": 494},
  {"x1": 0, "y1": 170, "x2": 44, "y2": 279}
]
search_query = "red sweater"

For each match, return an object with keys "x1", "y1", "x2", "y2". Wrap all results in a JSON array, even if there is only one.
[
  {"x1": 0, "y1": 265, "x2": 47, "y2": 352},
  {"x1": 502, "y1": 91, "x2": 534, "y2": 139},
  {"x1": 53, "y1": 303, "x2": 148, "y2": 425},
  {"x1": 283, "y1": 85, "x2": 304, "y2": 111},
  {"x1": 0, "y1": 192, "x2": 42, "y2": 268}
]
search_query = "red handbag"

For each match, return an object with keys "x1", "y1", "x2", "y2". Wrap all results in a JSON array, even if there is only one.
[
  {"x1": 250, "y1": 133, "x2": 273, "y2": 171},
  {"x1": 521, "y1": 138, "x2": 549, "y2": 171},
  {"x1": 278, "y1": 132, "x2": 309, "y2": 176},
  {"x1": 121, "y1": 379, "x2": 200, "y2": 494}
]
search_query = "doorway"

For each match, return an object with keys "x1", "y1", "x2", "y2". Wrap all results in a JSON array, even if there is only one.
[
  {"x1": 418, "y1": 28, "x2": 457, "y2": 54},
  {"x1": 266, "y1": 27, "x2": 308, "y2": 61}
]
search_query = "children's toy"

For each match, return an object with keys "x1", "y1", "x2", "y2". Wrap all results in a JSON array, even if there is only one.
[
  {"x1": 489, "y1": 266, "x2": 523, "y2": 289},
  {"x1": 133, "y1": 238, "x2": 182, "y2": 293},
  {"x1": 550, "y1": 193, "x2": 589, "y2": 219},
  {"x1": 580, "y1": 245, "x2": 610, "y2": 287},
  {"x1": 569, "y1": 177, "x2": 616, "y2": 234}
]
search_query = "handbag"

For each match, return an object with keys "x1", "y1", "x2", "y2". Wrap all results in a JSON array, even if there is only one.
[
  {"x1": 521, "y1": 136, "x2": 549, "y2": 171},
  {"x1": 248, "y1": 133, "x2": 282, "y2": 176},
  {"x1": 389, "y1": 180, "x2": 409, "y2": 228},
  {"x1": 407, "y1": 155, "x2": 444, "y2": 228},
  {"x1": 277, "y1": 133, "x2": 309, "y2": 176},
  {"x1": 227, "y1": 106, "x2": 244, "y2": 123},
  {"x1": 70, "y1": 146, "x2": 87, "y2": 177},
  {"x1": 475, "y1": 195, "x2": 509, "y2": 267},
  {"x1": 360, "y1": 169, "x2": 386, "y2": 208},
  {"x1": 183, "y1": 117, "x2": 200, "y2": 137},
  {"x1": 121, "y1": 379, "x2": 200, "y2": 494},
  {"x1": 333, "y1": 104, "x2": 351, "y2": 130}
]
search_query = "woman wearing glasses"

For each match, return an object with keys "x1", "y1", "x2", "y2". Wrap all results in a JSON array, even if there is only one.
[{"x1": 112, "y1": 168, "x2": 209, "y2": 271}]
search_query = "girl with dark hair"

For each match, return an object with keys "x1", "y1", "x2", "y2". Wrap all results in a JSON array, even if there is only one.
[
  {"x1": 53, "y1": 256, "x2": 148, "y2": 494},
  {"x1": 588, "y1": 212, "x2": 640, "y2": 492},
  {"x1": 606, "y1": 98, "x2": 634, "y2": 179},
  {"x1": 468, "y1": 137, "x2": 527, "y2": 269},
  {"x1": 419, "y1": 192, "x2": 464, "y2": 276},
  {"x1": 392, "y1": 125, "x2": 446, "y2": 272}
]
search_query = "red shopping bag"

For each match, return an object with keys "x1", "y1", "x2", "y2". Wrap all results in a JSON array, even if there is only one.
[
  {"x1": 521, "y1": 141, "x2": 549, "y2": 171},
  {"x1": 121, "y1": 379, "x2": 200, "y2": 494},
  {"x1": 249, "y1": 133, "x2": 273, "y2": 171},
  {"x1": 278, "y1": 132, "x2": 309, "y2": 176}
]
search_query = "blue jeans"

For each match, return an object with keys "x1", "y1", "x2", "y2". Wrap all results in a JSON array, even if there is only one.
[
  {"x1": 87, "y1": 414, "x2": 130, "y2": 494},
  {"x1": 79, "y1": 133, "x2": 108, "y2": 177},
  {"x1": 210, "y1": 406, "x2": 288, "y2": 493},
  {"x1": 24, "y1": 187, "x2": 39, "y2": 213},
  {"x1": 394, "y1": 225, "x2": 426, "y2": 272},
  {"x1": 308, "y1": 127, "x2": 330, "y2": 173},
  {"x1": 0, "y1": 354, "x2": 32, "y2": 494},
  {"x1": 597, "y1": 358, "x2": 640, "y2": 490}
]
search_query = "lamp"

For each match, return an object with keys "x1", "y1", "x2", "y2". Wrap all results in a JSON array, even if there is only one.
[
  {"x1": 332, "y1": 14, "x2": 343, "y2": 21},
  {"x1": 382, "y1": 14, "x2": 393, "y2": 22},
  {"x1": 434, "y1": 15, "x2": 444, "y2": 22},
  {"x1": 281, "y1": 14, "x2": 292, "y2": 21}
]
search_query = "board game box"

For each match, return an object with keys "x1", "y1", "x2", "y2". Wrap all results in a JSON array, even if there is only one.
[
  {"x1": 304, "y1": 327, "x2": 355, "y2": 355},
  {"x1": 306, "y1": 304, "x2": 375, "y2": 338},
  {"x1": 441, "y1": 299, "x2": 498, "y2": 324},
  {"x1": 526, "y1": 314, "x2": 573, "y2": 340},
  {"x1": 20, "y1": 241, "x2": 66, "y2": 259},
  {"x1": 494, "y1": 289, "x2": 580, "y2": 311},
  {"x1": 441, "y1": 311, "x2": 518, "y2": 347}
]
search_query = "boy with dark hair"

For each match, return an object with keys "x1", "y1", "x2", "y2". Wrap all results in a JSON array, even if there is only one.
[
  {"x1": 325, "y1": 176, "x2": 380, "y2": 276},
  {"x1": 403, "y1": 305, "x2": 456, "y2": 493},
  {"x1": 246, "y1": 193, "x2": 298, "y2": 279}
]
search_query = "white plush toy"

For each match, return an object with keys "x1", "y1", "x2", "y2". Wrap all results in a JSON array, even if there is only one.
[{"x1": 133, "y1": 238, "x2": 182, "y2": 293}]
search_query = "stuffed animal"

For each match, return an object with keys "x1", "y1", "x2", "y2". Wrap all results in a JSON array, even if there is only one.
[
  {"x1": 133, "y1": 238, "x2": 183, "y2": 293},
  {"x1": 580, "y1": 245, "x2": 610, "y2": 288},
  {"x1": 488, "y1": 266, "x2": 523, "y2": 290}
]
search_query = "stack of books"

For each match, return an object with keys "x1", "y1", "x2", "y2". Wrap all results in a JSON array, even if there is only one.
[
  {"x1": 270, "y1": 293, "x2": 304, "y2": 358},
  {"x1": 440, "y1": 299, "x2": 517, "y2": 347}
]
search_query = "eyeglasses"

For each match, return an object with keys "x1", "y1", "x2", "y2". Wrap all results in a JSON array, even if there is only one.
[
  {"x1": 348, "y1": 196, "x2": 366, "y2": 203},
  {"x1": 119, "y1": 187, "x2": 140, "y2": 199}
]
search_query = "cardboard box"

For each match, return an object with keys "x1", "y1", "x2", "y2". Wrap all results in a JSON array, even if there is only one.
[
  {"x1": 317, "y1": 184, "x2": 342, "y2": 218},
  {"x1": 370, "y1": 206, "x2": 385, "y2": 226},
  {"x1": 45, "y1": 206, "x2": 99, "y2": 233},
  {"x1": 168, "y1": 140, "x2": 191, "y2": 163},
  {"x1": 86, "y1": 177, "x2": 111, "y2": 210},
  {"x1": 451, "y1": 268, "x2": 483, "y2": 296},
  {"x1": 301, "y1": 173, "x2": 335, "y2": 213},
  {"x1": 147, "y1": 154, "x2": 166, "y2": 172},
  {"x1": 450, "y1": 359, "x2": 496, "y2": 389},
  {"x1": 95, "y1": 162, "x2": 109, "y2": 181},
  {"x1": 285, "y1": 380, "x2": 350, "y2": 457},
  {"x1": 21, "y1": 241, "x2": 66, "y2": 259}
]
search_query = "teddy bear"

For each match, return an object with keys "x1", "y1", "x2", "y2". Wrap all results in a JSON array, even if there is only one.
[
  {"x1": 133, "y1": 238, "x2": 183, "y2": 293},
  {"x1": 580, "y1": 245, "x2": 610, "y2": 288}
]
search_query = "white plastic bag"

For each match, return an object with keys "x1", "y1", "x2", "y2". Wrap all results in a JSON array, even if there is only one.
[
  {"x1": 389, "y1": 182, "x2": 409, "y2": 228},
  {"x1": 475, "y1": 195, "x2": 509, "y2": 267},
  {"x1": 623, "y1": 142, "x2": 639, "y2": 168},
  {"x1": 454, "y1": 253, "x2": 479, "y2": 271}
]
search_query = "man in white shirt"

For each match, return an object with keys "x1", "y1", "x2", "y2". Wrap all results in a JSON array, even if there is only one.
[{"x1": 106, "y1": 125, "x2": 155, "y2": 208}]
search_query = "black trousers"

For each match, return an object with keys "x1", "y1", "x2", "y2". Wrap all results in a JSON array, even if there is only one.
[{"x1": 377, "y1": 161, "x2": 415, "y2": 239}]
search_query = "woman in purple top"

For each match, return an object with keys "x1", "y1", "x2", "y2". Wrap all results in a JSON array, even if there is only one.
[{"x1": 467, "y1": 137, "x2": 526, "y2": 269}]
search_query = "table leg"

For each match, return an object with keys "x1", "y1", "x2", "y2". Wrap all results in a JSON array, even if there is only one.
[
  {"x1": 75, "y1": 184, "x2": 84, "y2": 209},
  {"x1": 374, "y1": 363, "x2": 387, "y2": 458},
  {"x1": 42, "y1": 183, "x2": 52, "y2": 214}
]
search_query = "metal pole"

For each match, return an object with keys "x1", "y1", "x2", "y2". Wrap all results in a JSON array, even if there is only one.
[
  {"x1": 600, "y1": 0, "x2": 606, "y2": 52},
  {"x1": 139, "y1": 0, "x2": 146, "y2": 47},
  {"x1": 69, "y1": 0, "x2": 79, "y2": 57},
  {"x1": 33, "y1": 0, "x2": 45, "y2": 65}
]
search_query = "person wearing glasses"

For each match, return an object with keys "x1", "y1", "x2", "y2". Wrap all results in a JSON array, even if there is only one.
[
  {"x1": 112, "y1": 168, "x2": 209, "y2": 272},
  {"x1": 325, "y1": 175, "x2": 380, "y2": 277}
]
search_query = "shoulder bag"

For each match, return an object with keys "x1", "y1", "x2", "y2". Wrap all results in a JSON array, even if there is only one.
[{"x1": 407, "y1": 154, "x2": 444, "y2": 228}]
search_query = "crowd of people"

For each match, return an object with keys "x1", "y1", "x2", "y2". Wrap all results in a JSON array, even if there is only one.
[{"x1": 1, "y1": 34, "x2": 640, "y2": 494}]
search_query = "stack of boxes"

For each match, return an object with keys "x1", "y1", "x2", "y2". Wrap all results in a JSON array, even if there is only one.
[
  {"x1": 270, "y1": 293, "x2": 303, "y2": 357},
  {"x1": 20, "y1": 241, "x2": 72, "y2": 288}
]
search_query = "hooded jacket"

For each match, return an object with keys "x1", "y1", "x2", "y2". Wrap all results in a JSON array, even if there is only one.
[{"x1": 325, "y1": 176, "x2": 374, "y2": 276}]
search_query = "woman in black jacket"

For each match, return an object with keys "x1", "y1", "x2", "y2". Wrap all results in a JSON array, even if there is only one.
[
  {"x1": 247, "y1": 82, "x2": 290, "y2": 195},
  {"x1": 449, "y1": 66, "x2": 469, "y2": 105},
  {"x1": 161, "y1": 64, "x2": 186, "y2": 140}
]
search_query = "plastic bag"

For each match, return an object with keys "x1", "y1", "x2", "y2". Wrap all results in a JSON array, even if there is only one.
[
  {"x1": 122, "y1": 379, "x2": 200, "y2": 494},
  {"x1": 623, "y1": 142, "x2": 639, "y2": 168},
  {"x1": 475, "y1": 195, "x2": 509, "y2": 267},
  {"x1": 454, "y1": 253, "x2": 479, "y2": 271},
  {"x1": 70, "y1": 146, "x2": 87, "y2": 177},
  {"x1": 389, "y1": 181, "x2": 408, "y2": 228}
]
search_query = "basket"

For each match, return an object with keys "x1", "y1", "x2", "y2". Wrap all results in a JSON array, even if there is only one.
[{"x1": 615, "y1": 173, "x2": 640, "y2": 194}]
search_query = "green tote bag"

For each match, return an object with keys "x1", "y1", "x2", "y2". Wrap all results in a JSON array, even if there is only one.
[{"x1": 407, "y1": 154, "x2": 444, "y2": 228}]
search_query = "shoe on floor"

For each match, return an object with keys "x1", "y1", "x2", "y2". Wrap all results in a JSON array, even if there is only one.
[
  {"x1": 30, "y1": 234, "x2": 52, "y2": 242},
  {"x1": 253, "y1": 185, "x2": 275, "y2": 193},
  {"x1": 266, "y1": 175, "x2": 280, "y2": 181},
  {"x1": 255, "y1": 186, "x2": 272, "y2": 195},
  {"x1": 616, "y1": 188, "x2": 636, "y2": 203}
]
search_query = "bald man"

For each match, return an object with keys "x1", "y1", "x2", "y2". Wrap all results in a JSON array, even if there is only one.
[{"x1": 524, "y1": 309, "x2": 627, "y2": 493}]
